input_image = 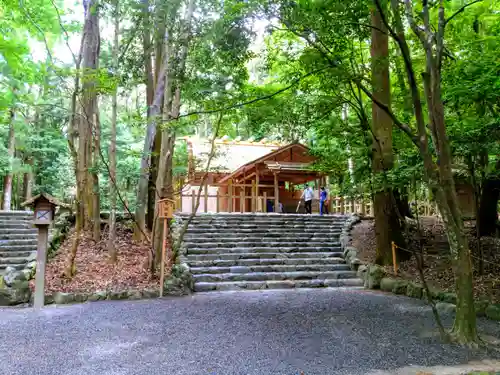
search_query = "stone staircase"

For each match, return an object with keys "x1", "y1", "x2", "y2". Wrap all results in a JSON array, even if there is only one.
[
  {"x1": 0, "y1": 211, "x2": 36, "y2": 274},
  {"x1": 182, "y1": 214, "x2": 363, "y2": 292}
]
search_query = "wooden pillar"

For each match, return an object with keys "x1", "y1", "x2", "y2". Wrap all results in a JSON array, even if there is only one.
[
  {"x1": 255, "y1": 170, "x2": 260, "y2": 212},
  {"x1": 251, "y1": 180, "x2": 256, "y2": 212},
  {"x1": 191, "y1": 190, "x2": 195, "y2": 213},
  {"x1": 274, "y1": 173, "x2": 279, "y2": 213},
  {"x1": 263, "y1": 191, "x2": 267, "y2": 213},
  {"x1": 216, "y1": 190, "x2": 220, "y2": 213},
  {"x1": 203, "y1": 183, "x2": 208, "y2": 213},
  {"x1": 240, "y1": 189, "x2": 244, "y2": 213},
  {"x1": 340, "y1": 197, "x2": 345, "y2": 214},
  {"x1": 228, "y1": 179, "x2": 233, "y2": 212}
]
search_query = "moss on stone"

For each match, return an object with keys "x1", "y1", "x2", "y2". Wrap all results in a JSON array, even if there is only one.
[
  {"x1": 392, "y1": 280, "x2": 408, "y2": 295},
  {"x1": 406, "y1": 282, "x2": 423, "y2": 299},
  {"x1": 475, "y1": 299, "x2": 490, "y2": 317},
  {"x1": 365, "y1": 265, "x2": 385, "y2": 289},
  {"x1": 380, "y1": 278, "x2": 397, "y2": 292},
  {"x1": 485, "y1": 304, "x2": 500, "y2": 321}
]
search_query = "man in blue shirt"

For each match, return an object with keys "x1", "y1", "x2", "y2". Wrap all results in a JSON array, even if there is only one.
[{"x1": 320, "y1": 186, "x2": 329, "y2": 215}]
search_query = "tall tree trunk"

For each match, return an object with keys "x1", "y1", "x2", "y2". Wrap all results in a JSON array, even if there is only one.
[
  {"x1": 108, "y1": 0, "x2": 119, "y2": 263},
  {"x1": 370, "y1": 0, "x2": 406, "y2": 266},
  {"x1": 3, "y1": 109, "x2": 15, "y2": 211},
  {"x1": 65, "y1": 19, "x2": 86, "y2": 278},
  {"x1": 375, "y1": 0, "x2": 479, "y2": 343},
  {"x1": 134, "y1": 0, "x2": 156, "y2": 241},
  {"x1": 153, "y1": 0, "x2": 195, "y2": 265},
  {"x1": 478, "y1": 158, "x2": 500, "y2": 237},
  {"x1": 23, "y1": 157, "x2": 33, "y2": 202},
  {"x1": 79, "y1": 0, "x2": 101, "y2": 240}
]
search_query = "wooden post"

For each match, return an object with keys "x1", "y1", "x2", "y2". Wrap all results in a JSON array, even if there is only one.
[
  {"x1": 263, "y1": 191, "x2": 267, "y2": 213},
  {"x1": 391, "y1": 241, "x2": 398, "y2": 275},
  {"x1": 361, "y1": 201, "x2": 366, "y2": 216},
  {"x1": 256, "y1": 169, "x2": 260, "y2": 211},
  {"x1": 204, "y1": 183, "x2": 208, "y2": 213},
  {"x1": 250, "y1": 180, "x2": 255, "y2": 212},
  {"x1": 34, "y1": 225, "x2": 49, "y2": 308},
  {"x1": 274, "y1": 173, "x2": 279, "y2": 213},
  {"x1": 216, "y1": 190, "x2": 220, "y2": 213},
  {"x1": 159, "y1": 218, "x2": 168, "y2": 297},
  {"x1": 240, "y1": 189, "x2": 244, "y2": 213},
  {"x1": 228, "y1": 179, "x2": 233, "y2": 212},
  {"x1": 340, "y1": 197, "x2": 345, "y2": 214},
  {"x1": 191, "y1": 189, "x2": 195, "y2": 213}
]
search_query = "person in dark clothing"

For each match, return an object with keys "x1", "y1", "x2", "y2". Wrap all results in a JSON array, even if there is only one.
[{"x1": 320, "y1": 186, "x2": 329, "y2": 215}]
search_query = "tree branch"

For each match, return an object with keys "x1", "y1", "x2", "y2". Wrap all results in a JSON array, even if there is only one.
[
  {"x1": 173, "y1": 67, "x2": 332, "y2": 120},
  {"x1": 355, "y1": 80, "x2": 420, "y2": 147},
  {"x1": 445, "y1": 0, "x2": 484, "y2": 26}
]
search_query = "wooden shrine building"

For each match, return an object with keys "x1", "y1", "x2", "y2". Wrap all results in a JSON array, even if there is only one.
[{"x1": 178, "y1": 138, "x2": 325, "y2": 213}]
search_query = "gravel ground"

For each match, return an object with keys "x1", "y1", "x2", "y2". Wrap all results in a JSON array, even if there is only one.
[{"x1": 1, "y1": 288, "x2": 500, "y2": 375}]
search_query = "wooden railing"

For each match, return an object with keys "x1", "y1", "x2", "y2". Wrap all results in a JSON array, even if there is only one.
[
  {"x1": 178, "y1": 181, "x2": 276, "y2": 213},
  {"x1": 329, "y1": 197, "x2": 374, "y2": 216},
  {"x1": 175, "y1": 180, "x2": 375, "y2": 215}
]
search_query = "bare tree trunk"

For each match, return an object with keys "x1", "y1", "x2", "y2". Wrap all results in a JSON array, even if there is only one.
[
  {"x1": 78, "y1": 0, "x2": 101, "y2": 240},
  {"x1": 134, "y1": 0, "x2": 156, "y2": 241},
  {"x1": 108, "y1": 0, "x2": 119, "y2": 263},
  {"x1": 478, "y1": 158, "x2": 500, "y2": 237},
  {"x1": 370, "y1": 0, "x2": 406, "y2": 265},
  {"x1": 3, "y1": 109, "x2": 15, "y2": 211},
  {"x1": 369, "y1": 0, "x2": 479, "y2": 343},
  {"x1": 65, "y1": 20, "x2": 86, "y2": 278},
  {"x1": 153, "y1": 0, "x2": 195, "y2": 266},
  {"x1": 23, "y1": 157, "x2": 33, "y2": 201}
]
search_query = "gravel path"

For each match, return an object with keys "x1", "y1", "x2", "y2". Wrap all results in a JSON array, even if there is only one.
[{"x1": 1, "y1": 288, "x2": 499, "y2": 375}]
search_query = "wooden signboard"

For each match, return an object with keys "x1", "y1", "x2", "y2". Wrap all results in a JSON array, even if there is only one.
[{"x1": 157, "y1": 199, "x2": 174, "y2": 219}]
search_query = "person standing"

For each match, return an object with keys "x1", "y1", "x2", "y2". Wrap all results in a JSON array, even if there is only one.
[
  {"x1": 320, "y1": 186, "x2": 329, "y2": 215},
  {"x1": 301, "y1": 184, "x2": 314, "y2": 214}
]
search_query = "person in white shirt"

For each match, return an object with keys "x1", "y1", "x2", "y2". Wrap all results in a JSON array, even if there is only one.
[{"x1": 301, "y1": 184, "x2": 314, "y2": 214}]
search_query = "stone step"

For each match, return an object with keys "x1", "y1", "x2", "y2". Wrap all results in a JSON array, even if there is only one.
[
  {"x1": 0, "y1": 229, "x2": 38, "y2": 236},
  {"x1": 187, "y1": 252, "x2": 344, "y2": 261},
  {"x1": 0, "y1": 245, "x2": 37, "y2": 252},
  {"x1": 193, "y1": 270, "x2": 357, "y2": 283},
  {"x1": 0, "y1": 210, "x2": 33, "y2": 217},
  {"x1": 180, "y1": 213, "x2": 348, "y2": 219},
  {"x1": 0, "y1": 233, "x2": 38, "y2": 240},
  {"x1": 184, "y1": 241, "x2": 340, "y2": 249},
  {"x1": 187, "y1": 247, "x2": 341, "y2": 255},
  {"x1": 0, "y1": 256, "x2": 30, "y2": 265},
  {"x1": 190, "y1": 264, "x2": 350, "y2": 275},
  {"x1": 188, "y1": 257, "x2": 346, "y2": 268},
  {"x1": 187, "y1": 221, "x2": 346, "y2": 227},
  {"x1": 0, "y1": 216, "x2": 33, "y2": 222},
  {"x1": 0, "y1": 221, "x2": 34, "y2": 228},
  {"x1": 185, "y1": 229, "x2": 342, "y2": 235},
  {"x1": 0, "y1": 250, "x2": 36, "y2": 259},
  {"x1": 194, "y1": 278, "x2": 364, "y2": 292},
  {"x1": 187, "y1": 223, "x2": 344, "y2": 228},
  {"x1": 183, "y1": 233, "x2": 340, "y2": 240},
  {"x1": 0, "y1": 239, "x2": 37, "y2": 247},
  {"x1": 0, "y1": 263, "x2": 26, "y2": 271}
]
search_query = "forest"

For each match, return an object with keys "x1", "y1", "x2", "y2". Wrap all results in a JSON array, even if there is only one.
[{"x1": 1, "y1": 0, "x2": 499, "y2": 344}]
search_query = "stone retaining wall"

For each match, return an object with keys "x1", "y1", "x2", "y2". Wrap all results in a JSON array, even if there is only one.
[{"x1": 340, "y1": 215, "x2": 500, "y2": 321}]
